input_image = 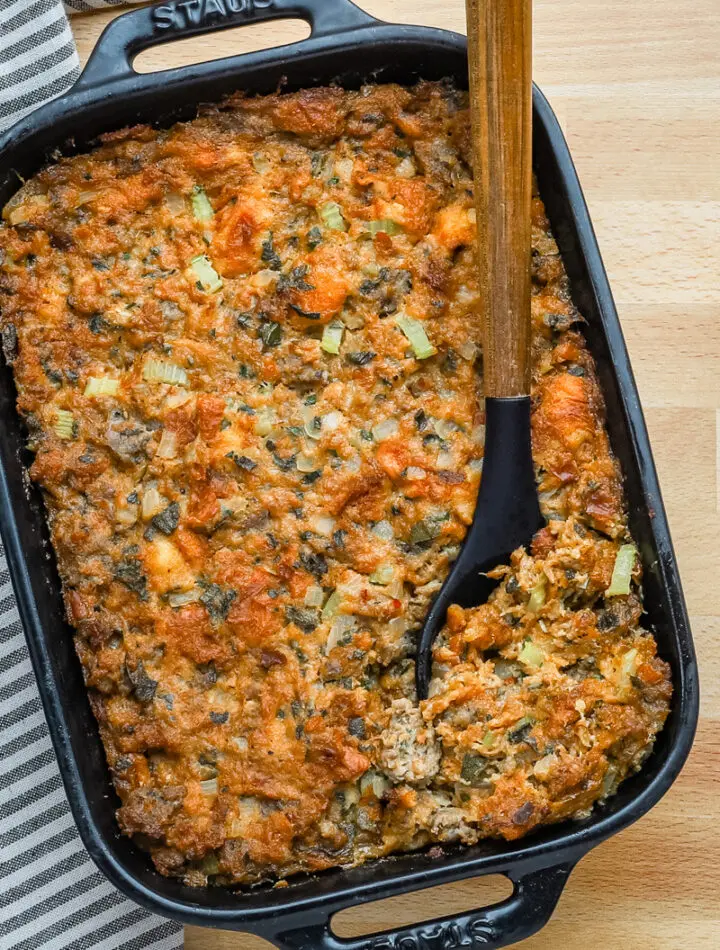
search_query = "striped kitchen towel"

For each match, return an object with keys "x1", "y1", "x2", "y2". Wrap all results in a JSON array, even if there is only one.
[
  {"x1": 1, "y1": 0, "x2": 147, "y2": 133},
  {"x1": 0, "y1": 2, "x2": 184, "y2": 948}
]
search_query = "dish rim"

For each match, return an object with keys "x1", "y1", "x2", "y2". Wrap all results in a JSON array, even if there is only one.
[{"x1": 0, "y1": 0, "x2": 699, "y2": 944}]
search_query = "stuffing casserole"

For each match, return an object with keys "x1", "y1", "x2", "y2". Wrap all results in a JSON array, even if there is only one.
[{"x1": 0, "y1": 82, "x2": 671, "y2": 887}]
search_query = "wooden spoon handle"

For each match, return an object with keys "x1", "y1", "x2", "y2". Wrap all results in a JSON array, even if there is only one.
[{"x1": 465, "y1": 0, "x2": 533, "y2": 398}]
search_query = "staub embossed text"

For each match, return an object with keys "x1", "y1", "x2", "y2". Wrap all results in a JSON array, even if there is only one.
[
  {"x1": 365, "y1": 918, "x2": 494, "y2": 949},
  {"x1": 152, "y1": 0, "x2": 274, "y2": 31}
]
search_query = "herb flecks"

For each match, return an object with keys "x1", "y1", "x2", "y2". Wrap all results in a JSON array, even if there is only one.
[{"x1": 200, "y1": 583, "x2": 237, "y2": 622}]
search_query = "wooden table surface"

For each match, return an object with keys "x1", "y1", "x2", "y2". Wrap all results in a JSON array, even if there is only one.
[{"x1": 70, "y1": 2, "x2": 720, "y2": 947}]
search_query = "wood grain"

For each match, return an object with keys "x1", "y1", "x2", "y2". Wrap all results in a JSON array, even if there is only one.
[
  {"x1": 465, "y1": 0, "x2": 532, "y2": 397},
  {"x1": 68, "y1": 2, "x2": 720, "y2": 947}
]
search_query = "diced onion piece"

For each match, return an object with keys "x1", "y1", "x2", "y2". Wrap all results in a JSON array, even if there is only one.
[
  {"x1": 321, "y1": 589, "x2": 342, "y2": 620},
  {"x1": 365, "y1": 219, "x2": 404, "y2": 236},
  {"x1": 165, "y1": 192, "x2": 185, "y2": 214},
  {"x1": 528, "y1": 575, "x2": 547, "y2": 612},
  {"x1": 436, "y1": 451, "x2": 454, "y2": 469},
  {"x1": 342, "y1": 309, "x2": 365, "y2": 330},
  {"x1": 518, "y1": 638, "x2": 544, "y2": 668},
  {"x1": 607, "y1": 544, "x2": 636, "y2": 597},
  {"x1": 323, "y1": 410, "x2": 344, "y2": 431},
  {"x1": 191, "y1": 185, "x2": 214, "y2": 222},
  {"x1": 616, "y1": 648, "x2": 639, "y2": 689},
  {"x1": 310, "y1": 514, "x2": 335, "y2": 537},
  {"x1": 155, "y1": 429, "x2": 177, "y2": 459},
  {"x1": 296, "y1": 453, "x2": 317, "y2": 473},
  {"x1": 385, "y1": 577, "x2": 404, "y2": 600},
  {"x1": 304, "y1": 585, "x2": 326, "y2": 608},
  {"x1": 167, "y1": 588, "x2": 200, "y2": 607},
  {"x1": 468, "y1": 458, "x2": 484, "y2": 475},
  {"x1": 369, "y1": 562, "x2": 395, "y2": 585},
  {"x1": 54, "y1": 409, "x2": 74, "y2": 440},
  {"x1": 372, "y1": 418, "x2": 399, "y2": 442},
  {"x1": 231, "y1": 736, "x2": 249, "y2": 752},
  {"x1": 405, "y1": 466, "x2": 426, "y2": 481},
  {"x1": 189, "y1": 254, "x2": 222, "y2": 293},
  {"x1": 143, "y1": 358, "x2": 189, "y2": 387},
  {"x1": 395, "y1": 314, "x2": 437, "y2": 360},
  {"x1": 252, "y1": 152, "x2": 270, "y2": 174},
  {"x1": 141, "y1": 486, "x2": 165, "y2": 520},
  {"x1": 533, "y1": 755, "x2": 555, "y2": 781},
  {"x1": 372, "y1": 520, "x2": 394, "y2": 541},
  {"x1": 255, "y1": 268, "x2": 279, "y2": 288},
  {"x1": 254, "y1": 407, "x2": 277, "y2": 436},
  {"x1": 372, "y1": 773, "x2": 389, "y2": 797},
  {"x1": 164, "y1": 390, "x2": 192, "y2": 409},
  {"x1": 303, "y1": 413, "x2": 322, "y2": 440},
  {"x1": 84, "y1": 376, "x2": 120, "y2": 397},
  {"x1": 321, "y1": 321, "x2": 344, "y2": 354},
  {"x1": 433, "y1": 418, "x2": 458, "y2": 440},
  {"x1": 319, "y1": 201, "x2": 346, "y2": 231},
  {"x1": 116, "y1": 503, "x2": 138, "y2": 526},
  {"x1": 200, "y1": 778, "x2": 218, "y2": 796},
  {"x1": 396, "y1": 157, "x2": 416, "y2": 178},
  {"x1": 360, "y1": 770, "x2": 390, "y2": 797},
  {"x1": 344, "y1": 454, "x2": 361, "y2": 473},
  {"x1": 358, "y1": 770, "x2": 374, "y2": 794},
  {"x1": 459, "y1": 341, "x2": 478, "y2": 362},
  {"x1": 334, "y1": 158, "x2": 354, "y2": 182},
  {"x1": 387, "y1": 616, "x2": 406, "y2": 638}
]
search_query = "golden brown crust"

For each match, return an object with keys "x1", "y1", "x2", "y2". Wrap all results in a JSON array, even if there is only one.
[{"x1": 0, "y1": 81, "x2": 670, "y2": 886}]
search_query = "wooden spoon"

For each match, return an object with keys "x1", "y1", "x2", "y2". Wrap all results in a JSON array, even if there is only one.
[{"x1": 415, "y1": 0, "x2": 543, "y2": 699}]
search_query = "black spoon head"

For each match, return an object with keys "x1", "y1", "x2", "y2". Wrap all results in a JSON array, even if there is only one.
[{"x1": 415, "y1": 396, "x2": 543, "y2": 700}]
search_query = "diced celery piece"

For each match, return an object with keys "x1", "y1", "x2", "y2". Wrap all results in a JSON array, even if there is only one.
[
  {"x1": 528, "y1": 575, "x2": 546, "y2": 612},
  {"x1": 143, "y1": 359, "x2": 189, "y2": 386},
  {"x1": 319, "y1": 202, "x2": 346, "y2": 231},
  {"x1": 395, "y1": 314, "x2": 437, "y2": 360},
  {"x1": 321, "y1": 321, "x2": 344, "y2": 355},
  {"x1": 191, "y1": 185, "x2": 214, "y2": 222},
  {"x1": 365, "y1": 219, "x2": 403, "y2": 236},
  {"x1": 321, "y1": 589, "x2": 342, "y2": 620},
  {"x1": 606, "y1": 544, "x2": 636, "y2": 597},
  {"x1": 84, "y1": 376, "x2": 119, "y2": 397},
  {"x1": 518, "y1": 638, "x2": 544, "y2": 668},
  {"x1": 190, "y1": 254, "x2": 222, "y2": 293},
  {"x1": 369, "y1": 563, "x2": 395, "y2": 585},
  {"x1": 54, "y1": 409, "x2": 74, "y2": 440}
]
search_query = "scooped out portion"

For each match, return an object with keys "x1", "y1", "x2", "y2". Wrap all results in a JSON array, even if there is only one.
[
  {"x1": 426, "y1": 515, "x2": 671, "y2": 840},
  {"x1": 0, "y1": 81, "x2": 670, "y2": 887}
]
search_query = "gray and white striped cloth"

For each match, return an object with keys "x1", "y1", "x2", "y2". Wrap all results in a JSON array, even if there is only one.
[
  {"x1": 1, "y1": 0, "x2": 148, "y2": 133},
  {"x1": 1, "y1": 1, "x2": 184, "y2": 947}
]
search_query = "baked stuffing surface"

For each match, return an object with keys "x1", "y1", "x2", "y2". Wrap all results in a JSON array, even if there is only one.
[{"x1": 0, "y1": 82, "x2": 671, "y2": 887}]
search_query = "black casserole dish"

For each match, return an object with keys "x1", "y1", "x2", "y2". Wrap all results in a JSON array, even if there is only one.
[{"x1": 0, "y1": 1, "x2": 699, "y2": 947}]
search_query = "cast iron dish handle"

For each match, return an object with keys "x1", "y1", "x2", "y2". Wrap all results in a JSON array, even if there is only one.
[
  {"x1": 267, "y1": 862, "x2": 575, "y2": 950},
  {"x1": 75, "y1": 0, "x2": 379, "y2": 89}
]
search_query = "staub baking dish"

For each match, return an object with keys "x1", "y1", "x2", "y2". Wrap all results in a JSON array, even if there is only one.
[{"x1": 0, "y1": 0, "x2": 698, "y2": 946}]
